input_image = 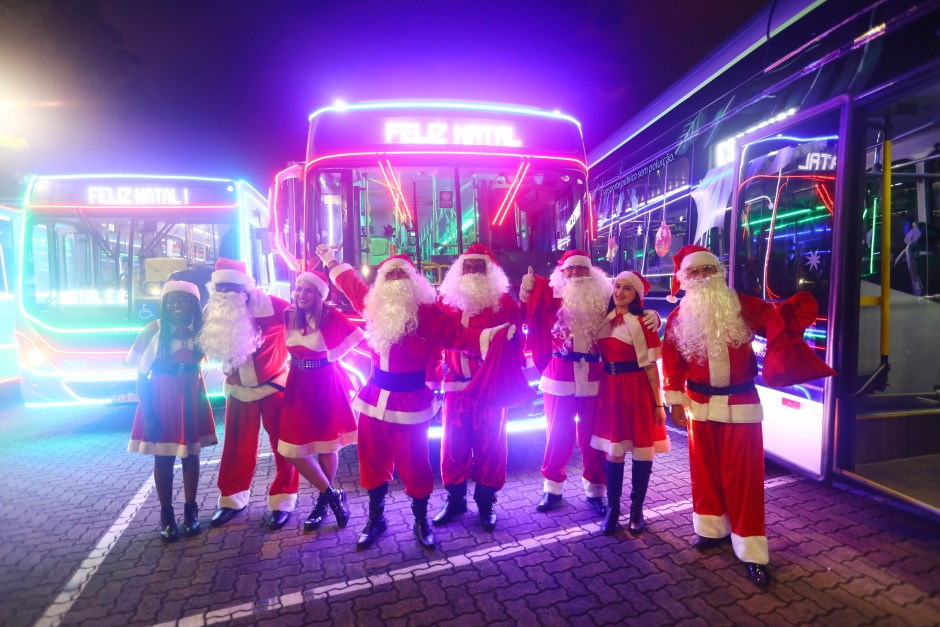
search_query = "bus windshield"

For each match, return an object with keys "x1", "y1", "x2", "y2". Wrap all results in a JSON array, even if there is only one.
[{"x1": 22, "y1": 211, "x2": 236, "y2": 329}]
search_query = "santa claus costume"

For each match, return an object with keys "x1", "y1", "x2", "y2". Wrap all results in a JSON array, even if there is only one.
[
  {"x1": 434, "y1": 243, "x2": 522, "y2": 531},
  {"x1": 197, "y1": 258, "x2": 298, "y2": 531},
  {"x1": 327, "y1": 252, "x2": 498, "y2": 550},
  {"x1": 277, "y1": 271, "x2": 364, "y2": 532},
  {"x1": 592, "y1": 271, "x2": 669, "y2": 536},
  {"x1": 521, "y1": 250, "x2": 611, "y2": 515},
  {"x1": 127, "y1": 280, "x2": 216, "y2": 541}
]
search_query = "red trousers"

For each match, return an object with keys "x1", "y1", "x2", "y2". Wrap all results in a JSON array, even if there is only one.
[
  {"x1": 541, "y1": 394, "x2": 606, "y2": 495},
  {"x1": 441, "y1": 391, "x2": 508, "y2": 490},
  {"x1": 358, "y1": 414, "x2": 434, "y2": 499},
  {"x1": 688, "y1": 419, "x2": 768, "y2": 564},
  {"x1": 217, "y1": 392, "x2": 299, "y2": 512}
]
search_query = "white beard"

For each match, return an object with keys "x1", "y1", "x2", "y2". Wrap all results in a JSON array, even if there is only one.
[
  {"x1": 363, "y1": 277, "x2": 434, "y2": 355},
  {"x1": 553, "y1": 273, "x2": 611, "y2": 353},
  {"x1": 439, "y1": 271, "x2": 506, "y2": 318},
  {"x1": 672, "y1": 273, "x2": 753, "y2": 364},
  {"x1": 197, "y1": 291, "x2": 262, "y2": 371}
]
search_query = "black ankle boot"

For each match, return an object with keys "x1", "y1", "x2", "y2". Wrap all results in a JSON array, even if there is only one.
[
  {"x1": 304, "y1": 492, "x2": 330, "y2": 532},
  {"x1": 474, "y1": 484, "x2": 497, "y2": 532},
  {"x1": 628, "y1": 460, "x2": 653, "y2": 535},
  {"x1": 432, "y1": 482, "x2": 468, "y2": 526},
  {"x1": 160, "y1": 506, "x2": 179, "y2": 543},
  {"x1": 326, "y1": 485, "x2": 350, "y2": 528},
  {"x1": 602, "y1": 460, "x2": 625, "y2": 535},
  {"x1": 356, "y1": 484, "x2": 388, "y2": 550},
  {"x1": 182, "y1": 502, "x2": 200, "y2": 537},
  {"x1": 411, "y1": 497, "x2": 435, "y2": 549}
]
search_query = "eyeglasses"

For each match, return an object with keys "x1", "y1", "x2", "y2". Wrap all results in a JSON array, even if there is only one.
[{"x1": 685, "y1": 265, "x2": 719, "y2": 277}]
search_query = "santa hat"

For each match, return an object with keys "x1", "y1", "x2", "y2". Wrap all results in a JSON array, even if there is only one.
[
  {"x1": 295, "y1": 271, "x2": 329, "y2": 299},
  {"x1": 378, "y1": 254, "x2": 416, "y2": 274},
  {"x1": 614, "y1": 271, "x2": 651, "y2": 298},
  {"x1": 558, "y1": 249, "x2": 592, "y2": 269},
  {"x1": 161, "y1": 280, "x2": 201, "y2": 301},
  {"x1": 666, "y1": 244, "x2": 721, "y2": 303},
  {"x1": 211, "y1": 257, "x2": 250, "y2": 285},
  {"x1": 461, "y1": 242, "x2": 497, "y2": 264}
]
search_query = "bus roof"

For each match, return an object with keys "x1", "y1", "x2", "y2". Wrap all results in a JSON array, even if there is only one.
[{"x1": 308, "y1": 99, "x2": 582, "y2": 128}]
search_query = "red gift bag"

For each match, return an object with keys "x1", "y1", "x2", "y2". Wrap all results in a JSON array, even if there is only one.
[
  {"x1": 762, "y1": 292, "x2": 836, "y2": 387},
  {"x1": 464, "y1": 326, "x2": 536, "y2": 408}
]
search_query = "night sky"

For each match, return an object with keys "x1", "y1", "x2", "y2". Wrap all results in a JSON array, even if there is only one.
[{"x1": 2, "y1": 0, "x2": 766, "y2": 194}]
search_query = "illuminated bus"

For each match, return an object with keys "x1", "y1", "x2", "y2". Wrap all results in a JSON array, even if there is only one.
[
  {"x1": 0, "y1": 205, "x2": 21, "y2": 387},
  {"x1": 588, "y1": 0, "x2": 940, "y2": 514},
  {"x1": 17, "y1": 174, "x2": 278, "y2": 407},
  {"x1": 271, "y1": 100, "x2": 593, "y2": 432}
]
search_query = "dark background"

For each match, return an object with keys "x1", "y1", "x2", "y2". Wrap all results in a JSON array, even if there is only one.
[{"x1": 0, "y1": 0, "x2": 766, "y2": 199}]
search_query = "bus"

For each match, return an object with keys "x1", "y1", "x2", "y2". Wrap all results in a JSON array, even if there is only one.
[
  {"x1": 271, "y1": 100, "x2": 594, "y2": 432},
  {"x1": 588, "y1": 0, "x2": 940, "y2": 514},
  {"x1": 17, "y1": 174, "x2": 278, "y2": 407},
  {"x1": 0, "y1": 205, "x2": 20, "y2": 388}
]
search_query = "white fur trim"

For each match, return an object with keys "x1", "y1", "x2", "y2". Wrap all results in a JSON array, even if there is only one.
[
  {"x1": 561, "y1": 254, "x2": 591, "y2": 269},
  {"x1": 277, "y1": 431, "x2": 357, "y2": 457},
  {"x1": 614, "y1": 271, "x2": 645, "y2": 296},
  {"x1": 162, "y1": 280, "x2": 201, "y2": 300},
  {"x1": 461, "y1": 254, "x2": 491, "y2": 261},
  {"x1": 582, "y1": 477, "x2": 605, "y2": 498},
  {"x1": 352, "y1": 396, "x2": 439, "y2": 424},
  {"x1": 268, "y1": 492, "x2": 297, "y2": 512},
  {"x1": 664, "y1": 389, "x2": 692, "y2": 406},
  {"x1": 543, "y1": 479, "x2": 565, "y2": 495},
  {"x1": 692, "y1": 512, "x2": 731, "y2": 538},
  {"x1": 380, "y1": 258, "x2": 413, "y2": 272},
  {"x1": 223, "y1": 370, "x2": 288, "y2": 402},
  {"x1": 127, "y1": 433, "x2": 217, "y2": 458},
  {"x1": 688, "y1": 399, "x2": 763, "y2": 423},
  {"x1": 731, "y1": 533, "x2": 769, "y2": 565},
  {"x1": 326, "y1": 327, "x2": 365, "y2": 362},
  {"x1": 296, "y1": 272, "x2": 329, "y2": 299},
  {"x1": 218, "y1": 489, "x2": 251, "y2": 510},
  {"x1": 329, "y1": 262, "x2": 354, "y2": 283},
  {"x1": 212, "y1": 269, "x2": 251, "y2": 285},
  {"x1": 679, "y1": 250, "x2": 720, "y2": 271},
  {"x1": 246, "y1": 288, "x2": 274, "y2": 317}
]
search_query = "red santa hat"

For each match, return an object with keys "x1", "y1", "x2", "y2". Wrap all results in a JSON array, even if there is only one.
[
  {"x1": 211, "y1": 257, "x2": 251, "y2": 285},
  {"x1": 666, "y1": 244, "x2": 721, "y2": 303},
  {"x1": 378, "y1": 254, "x2": 416, "y2": 274},
  {"x1": 558, "y1": 249, "x2": 592, "y2": 269},
  {"x1": 461, "y1": 242, "x2": 497, "y2": 264},
  {"x1": 295, "y1": 271, "x2": 329, "y2": 299},
  {"x1": 161, "y1": 280, "x2": 201, "y2": 301},
  {"x1": 614, "y1": 270, "x2": 651, "y2": 298}
]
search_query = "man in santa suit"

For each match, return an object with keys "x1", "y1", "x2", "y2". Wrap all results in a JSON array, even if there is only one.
[
  {"x1": 662, "y1": 244, "x2": 774, "y2": 588},
  {"x1": 196, "y1": 258, "x2": 298, "y2": 530},
  {"x1": 521, "y1": 251, "x2": 658, "y2": 515},
  {"x1": 433, "y1": 242, "x2": 521, "y2": 531},
  {"x1": 319, "y1": 248, "x2": 510, "y2": 550}
]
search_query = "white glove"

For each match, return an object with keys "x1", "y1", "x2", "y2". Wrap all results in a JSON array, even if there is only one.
[
  {"x1": 316, "y1": 244, "x2": 335, "y2": 266},
  {"x1": 520, "y1": 266, "x2": 535, "y2": 295},
  {"x1": 506, "y1": 324, "x2": 517, "y2": 341}
]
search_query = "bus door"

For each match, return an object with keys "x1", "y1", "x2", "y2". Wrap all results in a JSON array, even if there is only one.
[{"x1": 844, "y1": 80, "x2": 940, "y2": 513}]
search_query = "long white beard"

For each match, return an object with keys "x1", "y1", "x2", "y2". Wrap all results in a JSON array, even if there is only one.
[
  {"x1": 672, "y1": 274, "x2": 753, "y2": 364},
  {"x1": 554, "y1": 275, "x2": 610, "y2": 353},
  {"x1": 364, "y1": 278, "x2": 433, "y2": 355},
  {"x1": 440, "y1": 272, "x2": 505, "y2": 317},
  {"x1": 197, "y1": 291, "x2": 261, "y2": 371}
]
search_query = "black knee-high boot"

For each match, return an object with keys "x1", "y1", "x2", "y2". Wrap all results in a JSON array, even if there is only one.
[
  {"x1": 412, "y1": 497, "x2": 435, "y2": 549},
  {"x1": 474, "y1": 484, "x2": 498, "y2": 532},
  {"x1": 432, "y1": 482, "x2": 468, "y2": 526},
  {"x1": 356, "y1": 483, "x2": 388, "y2": 549},
  {"x1": 602, "y1": 461, "x2": 625, "y2": 535},
  {"x1": 628, "y1": 460, "x2": 653, "y2": 535}
]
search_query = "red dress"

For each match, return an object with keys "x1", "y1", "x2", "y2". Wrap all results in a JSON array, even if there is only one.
[
  {"x1": 591, "y1": 313, "x2": 669, "y2": 461},
  {"x1": 127, "y1": 322, "x2": 217, "y2": 458},
  {"x1": 277, "y1": 306, "x2": 365, "y2": 457}
]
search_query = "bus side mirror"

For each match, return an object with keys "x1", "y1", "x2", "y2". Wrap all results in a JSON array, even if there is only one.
[{"x1": 256, "y1": 228, "x2": 272, "y2": 254}]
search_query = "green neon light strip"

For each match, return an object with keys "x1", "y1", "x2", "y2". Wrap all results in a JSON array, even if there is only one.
[{"x1": 869, "y1": 197, "x2": 878, "y2": 275}]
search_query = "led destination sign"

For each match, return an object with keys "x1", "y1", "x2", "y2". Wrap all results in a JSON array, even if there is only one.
[
  {"x1": 383, "y1": 119, "x2": 523, "y2": 147},
  {"x1": 87, "y1": 186, "x2": 190, "y2": 206}
]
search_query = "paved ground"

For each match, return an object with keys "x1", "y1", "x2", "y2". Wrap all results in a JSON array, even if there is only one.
[{"x1": 1, "y1": 397, "x2": 939, "y2": 626}]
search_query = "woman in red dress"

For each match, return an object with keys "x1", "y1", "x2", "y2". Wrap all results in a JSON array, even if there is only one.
[
  {"x1": 127, "y1": 281, "x2": 217, "y2": 542},
  {"x1": 591, "y1": 271, "x2": 669, "y2": 536},
  {"x1": 277, "y1": 271, "x2": 365, "y2": 533}
]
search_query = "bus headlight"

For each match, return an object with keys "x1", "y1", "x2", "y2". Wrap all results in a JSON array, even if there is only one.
[{"x1": 26, "y1": 348, "x2": 48, "y2": 368}]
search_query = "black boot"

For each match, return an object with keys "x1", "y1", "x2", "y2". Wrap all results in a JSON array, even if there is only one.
[
  {"x1": 411, "y1": 497, "x2": 436, "y2": 549},
  {"x1": 356, "y1": 484, "x2": 388, "y2": 550},
  {"x1": 474, "y1": 484, "x2": 498, "y2": 532},
  {"x1": 326, "y1": 485, "x2": 350, "y2": 528},
  {"x1": 602, "y1": 461, "x2": 625, "y2": 536},
  {"x1": 628, "y1": 460, "x2": 653, "y2": 535},
  {"x1": 432, "y1": 482, "x2": 468, "y2": 526},
  {"x1": 303, "y1": 492, "x2": 330, "y2": 532},
  {"x1": 182, "y1": 502, "x2": 201, "y2": 537},
  {"x1": 160, "y1": 506, "x2": 179, "y2": 543}
]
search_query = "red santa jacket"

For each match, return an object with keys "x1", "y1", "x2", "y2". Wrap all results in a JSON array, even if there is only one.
[
  {"x1": 662, "y1": 293, "x2": 772, "y2": 423},
  {"x1": 283, "y1": 304, "x2": 366, "y2": 362},
  {"x1": 224, "y1": 291, "x2": 290, "y2": 402},
  {"x1": 330, "y1": 263, "x2": 488, "y2": 424},
  {"x1": 439, "y1": 293, "x2": 521, "y2": 393}
]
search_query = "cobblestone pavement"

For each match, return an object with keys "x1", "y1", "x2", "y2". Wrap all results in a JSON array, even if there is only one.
[{"x1": 1, "y1": 399, "x2": 939, "y2": 627}]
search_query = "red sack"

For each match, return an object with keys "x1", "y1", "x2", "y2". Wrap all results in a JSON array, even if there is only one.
[
  {"x1": 464, "y1": 326, "x2": 536, "y2": 408},
  {"x1": 762, "y1": 292, "x2": 836, "y2": 387}
]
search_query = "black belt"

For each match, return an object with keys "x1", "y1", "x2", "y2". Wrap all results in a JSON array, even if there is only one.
[
  {"x1": 603, "y1": 360, "x2": 642, "y2": 375},
  {"x1": 151, "y1": 363, "x2": 200, "y2": 376},
  {"x1": 687, "y1": 380, "x2": 756, "y2": 396},
  {"x1": 370, "y1": 368, "x2": 427, "y2": 392},
  {"x1": 552, "y1": 350, "x2": 601, "y2": 363},
  {"x1": 291, "y1": 358, "x2": 328, "y2": 370}
]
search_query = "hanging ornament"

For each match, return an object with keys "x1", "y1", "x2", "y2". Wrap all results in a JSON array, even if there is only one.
[{"x1": 655, "y1": 218, "x2": 672, "y2": 257}]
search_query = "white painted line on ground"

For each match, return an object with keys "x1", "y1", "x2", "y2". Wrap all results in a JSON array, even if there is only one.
[
  {"x1": 35, "y1": 453, "x2": 273, "y2": 627},
  {"x1": 157, "y1": 474, "x2": 804, "y2": 626}
]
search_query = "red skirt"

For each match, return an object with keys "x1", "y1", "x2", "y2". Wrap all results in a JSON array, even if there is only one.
[
  {"x1": 128, "y1": 372, "x2": 217, "y2": 458},
  {"x1": 278, "y1": 362, "x2": 357, "y2": 457}
]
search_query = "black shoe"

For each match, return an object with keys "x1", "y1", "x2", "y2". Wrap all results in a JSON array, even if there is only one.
[
  {"x1": 182, "y1": 502, "x2": 201, "y2": 537},
  {"x1": 414, "y1": 518, "x2": 436, "y2": 549},
  {"x1": 160, "y1": 506, "x2": 179, "y2": 543},
  {"x1": 303, "y1": 493, "x2": 330, "y2": 533},
  {"x1": 209, "y1": 507, "x2": 244, "y2": 528},
  {"x1": 535, "y1": 492, "x2": 563, "y2": 513},
  {"x1": 432, "y1": 497, "x2": 467, "y2": 526},
  {"x1": 356, "y1": 517, "x2": 387, "y2": 550},
  {"x1": 586, "y1": 496, "x2": 609, "y2": 516},
  {"x1": 627, "y1": 504, "x2": 645, "y2": 535},
  {"x1": 601, "y1": 506, "x2": 621, "y2": 536},
  {"x1": 746, "y1": 563, "x2": 770, "y2": 588},
  {"x1": 326, "y1": 487, "x2": 350, "y2": 528},
  {"x1": 693, "y1": 534, "x2": 731, "y2": 551},
  {"x1": 267, "y1": 510, "x2": 291, "y2": 531}
]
